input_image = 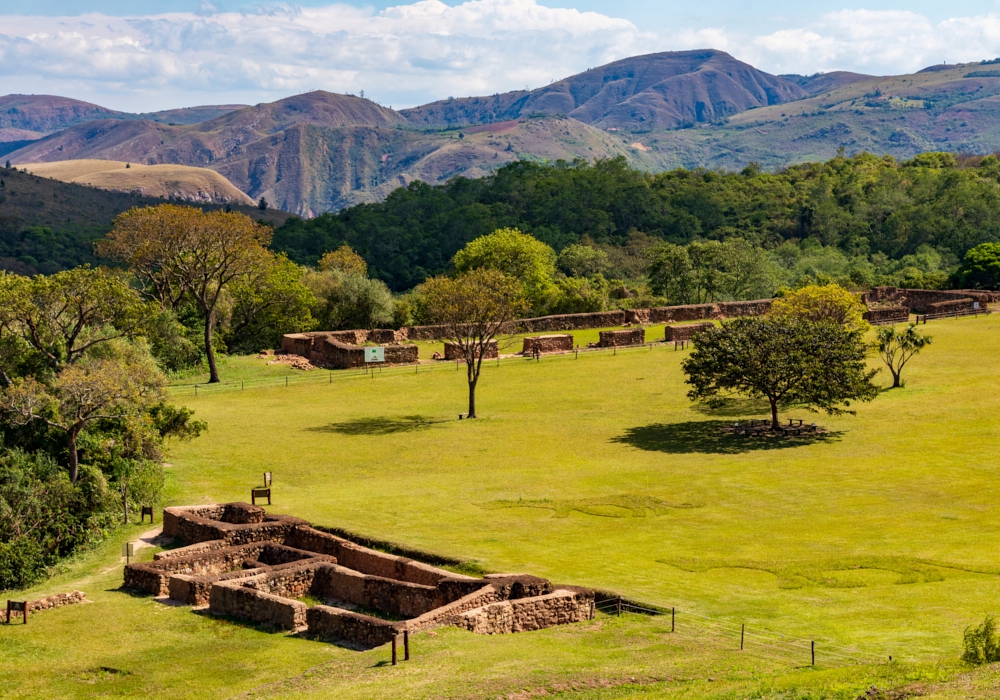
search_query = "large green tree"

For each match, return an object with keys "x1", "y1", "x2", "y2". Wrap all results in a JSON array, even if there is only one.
[
  {"x1": 453, "y1": 227, "x2": 557, "y2": 315},
  {"x1": 683, "y1": 317, "x2": 879, "y2": 430}
]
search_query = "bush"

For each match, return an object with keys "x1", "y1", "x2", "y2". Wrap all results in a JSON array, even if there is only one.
[{"x1": 963, "y1": 616, "x2": 1000, "y2": 665}]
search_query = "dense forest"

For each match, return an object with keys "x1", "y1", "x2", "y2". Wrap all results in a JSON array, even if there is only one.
[{"x1": 273, "y1": 152, "x2": 1000, "y2": 293}]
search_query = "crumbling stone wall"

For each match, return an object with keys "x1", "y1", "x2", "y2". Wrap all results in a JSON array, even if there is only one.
[
  {"x1": 210, "y1": 579, "x2": 308, "y2": 629},
  {"x1": 865, "y1": 287, "x2": 1000, "y2": 312},
  {"x1": 664, "y1": 323, "x2": 714, "y2": 341},
  {"x1": 27, "y1": 590, "x2": 87, "y2": 612},
  {"x1": 444, "y1": 340, "x2": 498, "y2": 361},
  {"x1": 598, "y1": 328, "x2": 646, "y2": 347},
  {"x1": 863, "y1": 306, "x2": 910, "y2": 325},
  {"x1": 307, "y1": 606, "x2": 402, "y2": 648},
  {"x1": 368, "y1": 329, "x2": 409, "y2": 344},
  {"x1": 522, "y1": 335, "x2": 573, "y2": 354},
  {"x1": 926, "y1": 298, "x2": 977, "y2": 315},
  {"x1": 450, "y1": 589, "x2": 594, "y2": 634}
]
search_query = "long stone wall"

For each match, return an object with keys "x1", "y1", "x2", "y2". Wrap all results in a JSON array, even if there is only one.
[
  {"x1": 664, "y1": 322, "x2": 714, "y2": 341},
  {"x1": 444, "y1": 340, "x2": 498, "y2": 360},
  {"x1": 306, "y1": 606, "x2": 402, "y2": 648},
  {"x1": 598, "y1": 328, "x2": 646, "y2": 347},
  {"x1": 450, "y1": 589, "x2": 594, "y2": 634},
  {"x1": 864, "y1": 287, "x2": 1000, "y2": 313},
  {"x1": 863, "y1": 306, "x2": 910, "y2": 325},
  {"x1": 522, "y1": 335, "x2": 574, "y2": 354}
]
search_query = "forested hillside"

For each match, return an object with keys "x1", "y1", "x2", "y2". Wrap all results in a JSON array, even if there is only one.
[
  {"x1": 0, "y1": 165, "x2": 291, "y2": 275},
  {"x1": 273, "y1": 151, "x2": 1000, "y2": 292}
]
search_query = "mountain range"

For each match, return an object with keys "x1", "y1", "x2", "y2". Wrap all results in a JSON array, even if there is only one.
[{"x1": 6, "y1": 50, "x2": 1000, "y2": 216}]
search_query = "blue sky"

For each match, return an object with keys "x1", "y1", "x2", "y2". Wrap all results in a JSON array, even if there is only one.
[{"x1": 2, "y1": 0, "x2": 1000, "y2": 112}]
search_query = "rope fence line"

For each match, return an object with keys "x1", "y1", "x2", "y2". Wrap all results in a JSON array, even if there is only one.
[
  {"x1": 593, "y1": 597, "x2": 881, "y2": 668},
  {"x1": 167, "y1": 340, "x2": 680, "y2": 397}
]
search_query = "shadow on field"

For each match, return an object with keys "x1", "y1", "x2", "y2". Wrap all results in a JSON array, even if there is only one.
[
  {"x1": 611, "y1": 420, "x2": 843, "y2": 454},
  {"x1": 689, "y1": 397, "x2": 774, "y2": 418},
  {"x1": 307, "y1": 415, "x2": 448, "y2": 436}
]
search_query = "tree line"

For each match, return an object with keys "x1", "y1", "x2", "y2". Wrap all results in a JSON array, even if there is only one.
[{"x1": 272, "y1": 151, "x2": 1000, "y2": 293}]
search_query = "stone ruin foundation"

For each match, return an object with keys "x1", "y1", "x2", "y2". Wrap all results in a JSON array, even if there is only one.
[
  {"x1": 663, "y1": 323, "x2": 714, "y2": 341},
  {"x1": 444, "y1": 340, "x2": 498, "y2": 360},
  {"x1": 522, "y1": 334, "x2": 574, "y2": 354},
  {"x1": 597, "y1": 328, "x2": 647, "y2": 347},
  {"x1": 124, "y1": 503, "x2": 594, "y2": 649}
]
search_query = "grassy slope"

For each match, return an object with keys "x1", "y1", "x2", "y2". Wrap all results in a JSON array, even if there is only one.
[
  {"x1": 17, "y1": 160, "x2": 254, "y2": 205},
  {"x1": 3, "y1": 316, "x2": 1000, "y2": 698}
]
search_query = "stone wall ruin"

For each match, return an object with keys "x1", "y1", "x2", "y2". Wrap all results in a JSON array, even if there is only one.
[
  {"x1": 126, "y1": 503, "x2": 594, "y2": 650},
  {"x1": 663, "y1": 323, "x2": 714, "y2": 341},
  {"x1": 598, "y1": 328, "x2": 646, "y2": 347},
  {"x1": 522, "y1": 334, "x2": 574, "y2": 354}
]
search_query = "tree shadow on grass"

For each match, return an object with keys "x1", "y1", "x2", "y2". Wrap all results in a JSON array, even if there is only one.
[
  {"x1": 306, "y1": 415, "x2": 448, "y2": 436},
  {"x1": 611, "y1": 420, "x2": 844, "y2": 455}
]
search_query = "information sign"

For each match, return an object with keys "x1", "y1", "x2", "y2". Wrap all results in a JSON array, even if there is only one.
[{"x1": 365, "y1": 347, "x2": 385, "y2": 363}]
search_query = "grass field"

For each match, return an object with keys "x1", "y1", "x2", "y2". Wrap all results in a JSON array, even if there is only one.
[{"x1": 3, "y1": 315, "x2": 1000, "y2": 698}]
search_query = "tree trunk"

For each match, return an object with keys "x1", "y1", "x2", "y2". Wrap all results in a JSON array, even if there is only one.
[
  {"x1": 204, "y1": 309, "x2": 220, "y2": 383},
  {"x1": 68, "y1": 430, "x2": 80, "y2": 485},
  {"x1": 891, "y1": 368, "x2": 901, "y2": 388},
  {"x1": 467, "y1": 376, "x2": 477, "y2": 418},
  {"x1": 121, "y1": 482, "x2": 130, "y2": 525},
  {"x1": 769, "y1": 397, "x2": 780, "y2": 431}
]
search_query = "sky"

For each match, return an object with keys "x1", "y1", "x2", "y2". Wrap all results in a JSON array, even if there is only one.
[{"x1": 2, "y1": 0, "x2": 1000, "y2": 112}]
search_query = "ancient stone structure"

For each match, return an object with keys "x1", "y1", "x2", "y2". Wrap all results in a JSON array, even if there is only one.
[
  {"x1": 24, "y1": 590, "x2": 87, "y2": 613},
  {"x1": 444, "y1": 340, "x2": 498, "y2": 361},
  {"x1": 281, "y1": 332, "x2": 418, "y2": 369},
  {"x1": 598, "y1": 329, "x2": 646, "y2": 347},
  {"x1": 926, "y1": 298, "x2": 977, "y2": 316},
  {"x1": 522, "y1": 335, "x2": 574, "y2": 354},
  {"x1": 864, "y1": 287, "x2": 999, "y2": 313},
  {"x1": 125, "y1": 503, "x2": 594, "y2": 649},
  {"x1": 863, "y1": 306, "x2": 910, "y2": 325},
  {"x1": 663, "y1": 323, "x2": 714, "y2": 341}
]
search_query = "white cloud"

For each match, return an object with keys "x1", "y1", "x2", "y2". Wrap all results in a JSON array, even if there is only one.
[{"x1": 0, "y1": 2, "x2": 999, "y2": 112}]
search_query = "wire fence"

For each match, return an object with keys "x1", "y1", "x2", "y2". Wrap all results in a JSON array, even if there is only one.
[
  {"x1": 167, "y1": 340, "x2": 682, "y2": 397},
  {"x1": 593, "y1": 597, "x2": 883, "y2": 668}
]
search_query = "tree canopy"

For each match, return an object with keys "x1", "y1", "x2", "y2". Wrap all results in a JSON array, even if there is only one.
[{"x1": 682, "y1": 317, "x2": 880, "y2": 430}]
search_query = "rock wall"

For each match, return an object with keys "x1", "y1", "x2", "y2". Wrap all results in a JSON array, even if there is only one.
[
  {"x1": 307, "y1": 606, "x2": 402, "y2": 648},
  {"x1": 598, "y1": 329, "x2": 646, "y2": 347},
  {"x1": 522, "y1": 335, "x2": 574, "y2": 354},
  {"x1": 28, "y1": 590, "x2": 87, "y2": 612},
  {"x1": 312, "y1": 337, "x2": 418, "y2": 369},
  {"x1": 313, "y1": 564, "x2": 446, "y2": 618},
  {"x1": 209, "y1": 580, "x2": 307, "y2": 629},
  {"x1": 443, "y1": 340, "x2": 498, "y2": 361},
  {"x1": 926, "y1": 298, "x2": 977, "y2": 315},
  {"x1": 865, "y1": 287, "x2": 1000, "y2": 312},
  {"x1": 450, "y1": 589, "x2": 594, "y2": 634},
  {"x1": 863, "y1": 306, "x2": 910, "y2": 325},
  {"x1": 664, "y1": 322, "x2": 714, "y2": 341}
]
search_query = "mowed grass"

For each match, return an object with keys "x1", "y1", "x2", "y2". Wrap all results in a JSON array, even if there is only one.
[{"x1": 4, "y1": 315, "x2": 1000, "y2": 698}]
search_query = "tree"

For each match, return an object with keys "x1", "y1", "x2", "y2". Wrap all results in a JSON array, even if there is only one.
[
  {"x1": 557, "y1": 244, "x2": 609, "y2": 277},
  {"x1": 875, "y1": 324, "x2": 932, "y2": 388},
  {"x1": 683, "y1": 317, "x2": 879, "y2": 430},
  {"x1": 952, "y1": 242, "x2": 1000, "y2": 289},
  {"x1": 0, "y1": 267, "x2": 150, "y2": 377},
  {"x1": 100, "y1": 206, "x2": 272, "y2": 383},
  {"x1": 770, "y1": 284, "x2": 869, "y2": 333},
  {"x1": 648, "y1": 242, "x2": 695, "y2": 304},
  {"x1": 318, "y1": 244, "x2": 368, "y2": 276},
  {"x1": 305, "y1": 269, "x2": 394, "y2": 330},
  {"x1": 421, "y1": 269, "x2": 526, "y2": 418},
  {"x1": 717, "y1": 238, "x2": 777, "y2": 301},
  {"x1": 453, "y1": 228, "x2": 556, "y2": 315},
  {"x1": 225, "y1": 254, "x2": 316, "y2": 353},
  {"x1": 0, "y1": 344, "x2": 166, "y2": 484},
  {"x1": 258, "y1": 197, "x2": 268, "y2": 211}
]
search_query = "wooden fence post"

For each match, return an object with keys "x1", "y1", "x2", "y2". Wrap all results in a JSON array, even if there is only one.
[
  {"x1": 740, "y1": 624, "x2": 744, "y2": 650},
  {"x1": 404, "y1": 630, "x2": 410, "y2": 661},
  {"x1": 392, "y1": 635, "x2": 398, "y2": 666},
  {"x1": 811, "y1": 640, "x2": 815, "y2": 666},
  {"x1": 616, "y1": 597, "x2": 622, "y2": 617},
  {"x1": 671, "y1": 607, "x2": 675, "y2": 632}
]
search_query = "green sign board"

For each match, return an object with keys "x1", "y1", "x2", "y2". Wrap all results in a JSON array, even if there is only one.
[{"x1": 365, "y1": 347, "x2": 385, "y2": 363}]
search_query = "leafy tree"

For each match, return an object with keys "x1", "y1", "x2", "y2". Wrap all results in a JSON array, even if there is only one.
[
  {"x1": 551, "y1": 274, "x2": 610, "y2": 314},
  {"x1": 770, "y1": 284, "x2": 869, "y2": 332},
  {"x1": 0, "y1": 342, "x2": 166, "y2": 483},
  {"x1": 557, "y1": 244, "x2": 609, "y2": 277},
  {"x1": 0, "y1": 267, "x2": 150, "y2": 376},
  {"x1": 717, "y1": 238, "x2": 777, "y2": 300},
  {"x1": 305, "y1": 269, "x2": 394, "y2": 330},
  {"x1": 318, "y1": 244, "x2": 368, "y2": 276},
  {"x1": 421, "y1": 269, "x2": 526, "y2": 418},
  {"x1": 225, "y1": 254, "x2": 316, "y2": 353},
  {"x1": 875, "y1": 324, "x2": 932, "y2": 388},
  {"x1": 952, "y1": 242, "x2": 1000, "y2": 289},
  {"x1": 648, "y1": 243, "x2": 695, "y2": 304},
  {"x1": 683, "y1": 317, "x2": 879, "y2": 430},
  {"x1": 100, "y1": 205, "x2": 272, "y2": 382},
  {"x1": 453, "y1": 228, "x2": 557, "y2": 315}
]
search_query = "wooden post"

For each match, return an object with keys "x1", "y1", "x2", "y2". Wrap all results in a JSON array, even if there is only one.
[
  {"x1": 404, "y1": 630, "x2": 410, "y2": 661},
  {"x1": 671, "y1": 607, "x2": 675, "y2": 632},
  {"x1": 285, "y1": 376, "x2": 288, "y2": 386},
  {"x1": 392, "y1": 634, "x2": 398, "y2": 665},
  {"x1": 811, "y1": 640, "x2": 815, "y2": 666},
  {"x1": 740, "y1": 624, "x2": 744, "y2": 650},
  {"x1": 616, "y1": 597, "x2": 622, "y2": 617},
  {"x1": 194, "y1": 385, "x2": 197, "y2": 397}
]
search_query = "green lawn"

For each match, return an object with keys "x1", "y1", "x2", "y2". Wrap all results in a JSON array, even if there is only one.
[{"x1": 4, "y1": 315, "x2": 1000, "y2": 698}]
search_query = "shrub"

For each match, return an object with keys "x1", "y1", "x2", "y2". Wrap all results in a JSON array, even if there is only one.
[{"x1": 963, "y1": 616, "x2": 1000, "y2": 665}]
